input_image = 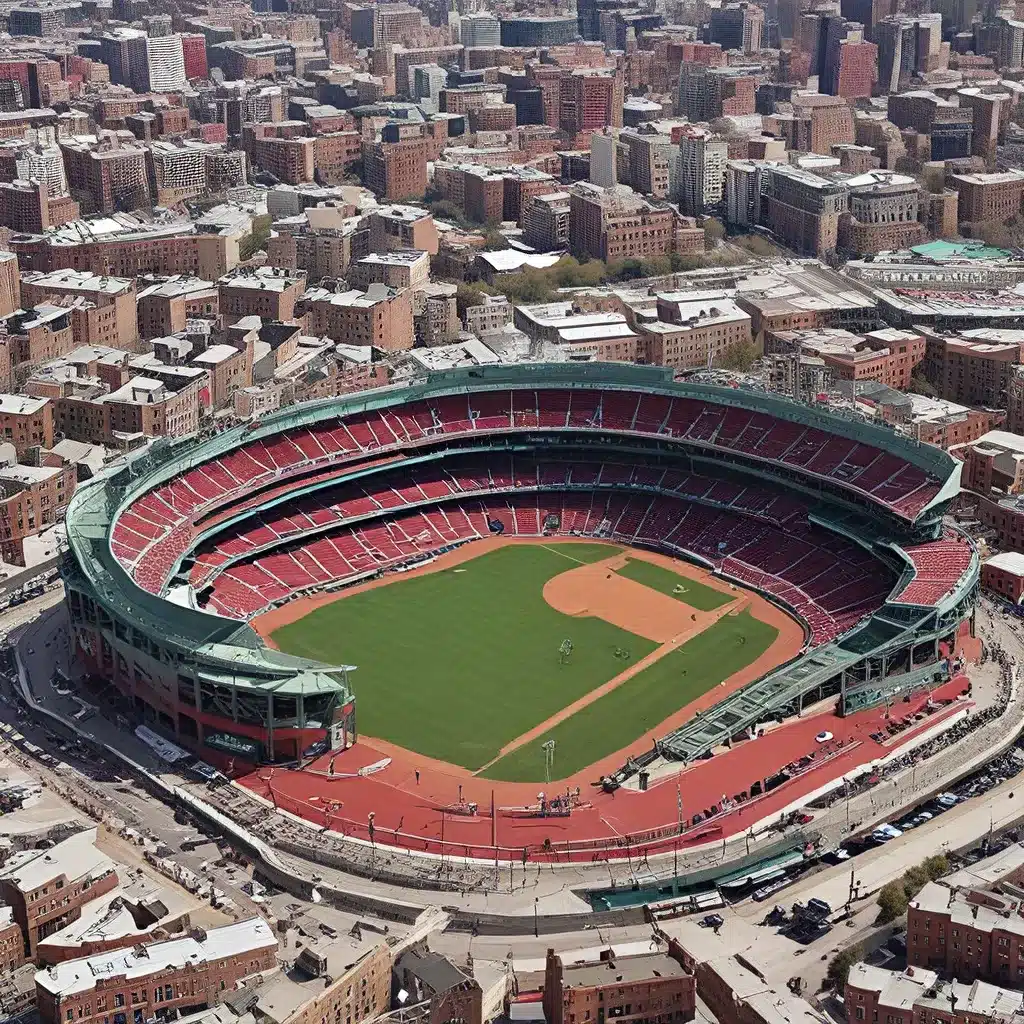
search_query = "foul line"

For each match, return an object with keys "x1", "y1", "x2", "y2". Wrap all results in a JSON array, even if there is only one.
[{"x1": 538, "y1": 542, "x2": 617, "y2": 566}]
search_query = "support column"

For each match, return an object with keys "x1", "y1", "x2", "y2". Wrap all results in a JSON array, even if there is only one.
[{"x1": 267, "y1": 694, "x2": 275, "y2": 763}]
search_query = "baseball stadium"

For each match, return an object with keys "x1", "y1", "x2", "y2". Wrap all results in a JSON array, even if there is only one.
[{"x1": 61, "y1": 362, "x2": 980, "y2": 864}]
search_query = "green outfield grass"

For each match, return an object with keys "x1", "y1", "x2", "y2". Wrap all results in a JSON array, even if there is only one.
[
  {"x1": 614, "y1": 557, "x2": 733, "y2": 611},
  {"x1": 482, "y1": 609, "x2": 778, "y2": 782},
  {"x1": 271, "y1": 542, "x2": 665, "y2": 770}
]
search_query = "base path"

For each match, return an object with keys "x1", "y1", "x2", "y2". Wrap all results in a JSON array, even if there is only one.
[
  {"x1": 542, "y1": 549, "x2": 729, "y2": 643},
  {"x1": 475, "y1": 556, "x2": 743, "y2": 772},
  {"x1": 252, "y1": 536, "x2": 805, "y2": 777}
]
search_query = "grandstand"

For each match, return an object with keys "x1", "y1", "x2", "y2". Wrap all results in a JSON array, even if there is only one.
[{"x1": 64, "y1": 362, "x2": 977, "y2": 788}]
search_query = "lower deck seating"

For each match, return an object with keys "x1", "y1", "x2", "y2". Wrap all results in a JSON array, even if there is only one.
[{"x1": 201, "y1": 490, "x2": 896, "y2": 643}]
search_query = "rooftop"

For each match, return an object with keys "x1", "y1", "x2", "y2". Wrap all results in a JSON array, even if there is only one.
[
  {"x1": 219, "y1": 268, "x2": 305, "y2": 291},
  {"x1": 950, "y1": 169, "x2": 1024, "y2": 186},
  {"x1": 36, "y1": 918, "x2": 278, "y2": 997},
  {"x1": 984, "y1": 551, "x2": 1024, "y2": 576},
  {"x1": 21, "y1": 269, "x2": 133, "y2": 296},
  {"x1": 0, "y1": 394, "x2": 49, "y2": 416},
  {"x1": 559, "y1": 952, "x2": 689, "y2": 988},
  {"x1": 0, "y1": 827, "x2": 113, "y2": 893}
]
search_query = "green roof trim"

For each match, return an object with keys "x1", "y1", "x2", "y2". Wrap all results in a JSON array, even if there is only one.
[
  {"x1": 910, "y1": 239, "x2": 1013, "y2": 261},
  {"x1": 63, "y1": 362, "x2": 963, "y2": 706}
]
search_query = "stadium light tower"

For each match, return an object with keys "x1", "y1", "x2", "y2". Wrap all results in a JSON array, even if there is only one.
[{"x1": 542, "y1": 739, "x2": 556, "y2": 785}]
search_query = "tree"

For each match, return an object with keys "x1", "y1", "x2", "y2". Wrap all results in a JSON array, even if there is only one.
[
  {"x1": 239, "y1": 214, "x2": 272, "y2": 261},
  {"x1": 703, "y1": 217, "x2": 726, "y2": 249},
  {"x1": 876, "y1": 880, "x2": 910, "y2": 923},
  {"x1": 908, "y1": 373, "x2": 937, "y2": 398},
  {"x1": 456, "y1": 283, "x2": 487, "y2": 319},
  {"x1": 923, "y1": 855, "x2": 949, "y2": 881},
  {"x1": 825, "y1": 945, "x2": 862, "y2": 991},
  {"x1": 735, "y1": 234, "x2": 779, "y2": 258},
  {"x1": 717, "y1": 338, "x2": 760, "y2": 372}
]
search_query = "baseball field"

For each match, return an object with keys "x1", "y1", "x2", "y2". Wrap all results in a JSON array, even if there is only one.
[{"x1": 267, "y1": 540, "x2": 783, "y2": 782}]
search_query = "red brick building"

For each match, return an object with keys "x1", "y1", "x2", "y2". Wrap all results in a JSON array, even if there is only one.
[
  {"x1": 180, "y1": 34, "x2": 208, "y2": 80},
  {"x1": 907, "y1": 882, "x2": 1024, "y2": 986},
  {"x1": 296, "y1": 285, "x2": 414, "y2": 351},
  {"x1": 0, "y1": 395, "x2": 54, "y2": 457},
  {"x1": 0, "y1": 829, "x2": 117, "y2": 959},
  {"x1": 831, "y1": 39, "x2": 877, "y2": 99},
  {"x1": 950, "y1": 170, "x2": 1024, "y2": 223},
  {"x1": 218, "y1": 267, "x2": 306, "y2": 325},
  {"x1": 542, "y1": 947, "x2": 695, "y2": 1024},
  {"x1": 982, "y1": 552, "x2": 1024, "y2": 604},
  {"x1": 35, "y1": 919, "x2": 278, "y2": 1024},
  {"x1": 846, "y1": 963, "x2": 1023, "y2": 1024},
  {"x1": 362, "y1": 125, "x2": 428, "y2": 200}
]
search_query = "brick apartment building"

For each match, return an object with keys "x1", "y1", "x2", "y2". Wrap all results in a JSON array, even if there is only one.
[
  {"x1": 20, "y1": 270, "x2": 138, "y2": 351},
  {"x1": 950, "y1": 170, "x2": 1024, "y2": 223},
  {"x1": 846, "y1": 963, "x2": 1023, "y2": 1024},
  {"x1": 542, "y1": 947, "x2": 696, "y2": 1024},
  {"x1": 0, "y1": 394, "x2": 53, "y2": 456},
  {"x1": 0, "y1": 461, "x2": 76, "y2": 562},
  {"x1": 218, "y1": 267, "x2": 306, "y2": 325},
  {"x1": 297, "y1": 284, "x2": 414, "y2": 350},
  {"x1": 137, "y1": 276, "x2": 219, "y2": 339},
  {"x1": 366, "y1": 205, "x2": 439, "y2": 256},
  {"x1": 641, "y1": 298, "x2": 753, "y2": 371},
  {"x1": 0, "y1": 830, "x2": 118, "y2": 960},
  {"x1": 0, "y1": 180, "x2": 79, "y2": 234},
  {"x1": 0, "y1": 252, "x2": 18, "y2": 319},
  {"x1": 559, "y1": 69, "x2": 623, "y2": 140},
  {"x1": 982, "y1": 552, "x2": 1024, "y2": 605},
  {"x1": 765, "y1": 95, "x2": 855, "y2": 155},
  {"x1": 569, "y1": 183, "x2": 702, "y2": 263},
  {"x1": 314, "y1": 132, "x2": 362, "y2": 184},
  {"x1": 920, "y1": 328, "x2": 1021, "y2": 406},
  {"x1": 907, "y1": 882, "x2": 1024, "y2": 986},
  {"x1": 251, "y1": 135, "x2": 315, "y2": 185},
  {"x1": 60, "y1": 134, "x2": 151, "y2": 214},
  {"x1": 766, "y1": 326, "x2": 925, "y2": 389},
  {"x1": 761, "y1": 164, "x2": 850, "y2": 255},
  {"x1": 0, "y1": 906, "x2": 23, "y2": 972},
  {"x1": 35, "y1": 919, "x2": 278, "y2": 1024},
  {"x1": 362, "y1": 125, "x2": 428, "y2": 200},
  {"x1": 0, "y1": 305, "x2": 75, "y2": 368}
]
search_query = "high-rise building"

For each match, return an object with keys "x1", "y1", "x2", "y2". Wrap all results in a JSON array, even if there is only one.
[
  {"x1": 412, "y1": 64, "x2": 447, "y2": 110},
  {"x1": 826, "y1": 29, "x2": 878, "y2": 98},
  {"x1": 840, "y1": 0, "x2": 897, "y2": 40},
  {"x1": 99, "y1": 29, "x2": 142, "y2": 86},
  {"x1": 560, "y1": 69, "x2": 623, "y2": 140},
  {"x1": 761, "y1": 164, "x2": 850, "y2": 255},
  {"x1": 709, "y1": 3, "x2": 765, "y2": 53},
  {"x1": 460, "y1": 13, "x2": 501, "y2": 47},
  {"x1": 678, "y1": 125, "x2": 728, "y2": 215},
  {"x1": 362, "y1": 123, "x2": 428, "y2": 200},
  {"x1": 180, "y1": 33, "x2": 208, "y2": 80},
  {"x1": 590, "y1": 131, "x2": 618, "y2": 188},
  {"x1": 677, "y1": 64, "x2": 756, "y2": 121},
  {"x1": 61, "y1": 133, "x2": 152, "y2": 214},
  {"x1": 128, "y1": 33, "x2": 187, "y2": 93}
]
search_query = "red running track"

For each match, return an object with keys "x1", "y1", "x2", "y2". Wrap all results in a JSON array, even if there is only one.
[{"x1": 238, "y1": 675, "x2": 973, "y2": 863}]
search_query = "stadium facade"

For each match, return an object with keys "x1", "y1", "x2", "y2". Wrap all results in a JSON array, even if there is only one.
[{"x1": 62, "y1": 363, "x2": 977, "y2": 770}]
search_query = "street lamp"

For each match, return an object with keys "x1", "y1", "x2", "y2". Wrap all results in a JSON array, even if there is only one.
[{"x1": 542, "y1": 740, "x2": 555, "y2": 785}]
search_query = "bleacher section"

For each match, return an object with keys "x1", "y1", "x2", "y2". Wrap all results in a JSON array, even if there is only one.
[
  {"x1": 200, "y1": 489, "x2": 895, "y2": 644},
  {"x1": 185, "y1": 457, "x2": 816, "y2": 589},
  {"x1": 891, "y1": 533, "x2": 975, "y2": 606},
  {"x1": 110, "y1": 388, "x2": 947, "y2": 594}
]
